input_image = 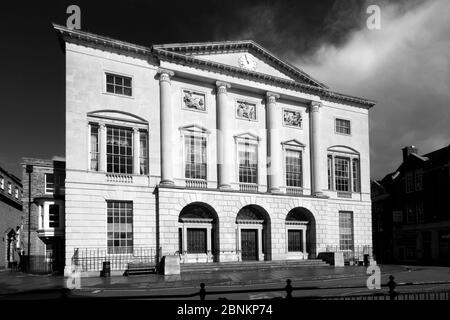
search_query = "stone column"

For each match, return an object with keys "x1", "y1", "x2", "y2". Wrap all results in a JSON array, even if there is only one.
[
  {"x1": 133, "y1": 128, "x2": 140, "y2": 175},
  {"x1": 206, "y1": 227, "x2": 212, "y2": 261},
  {"x1": 266, "y1": 92, "x2": 281, "y2": 193},
  {"x1": 309, "y1": 101, "x2": 324, "y2": 197},
  {"x1": 99, "y1": 123, "x2": 107, "y2": 172},
  {"x1": 216, "y1": 81, "x2": 232, "y2": 189},
  {"x1": 158, "y1": 69, "x2": 175, "y2": 185},
  {"x1": 258, "y1": 227, "x2": 264, "y2": 261},
  {"x1": 302, "y1": 227, "x2": 307, "y2": 257}
]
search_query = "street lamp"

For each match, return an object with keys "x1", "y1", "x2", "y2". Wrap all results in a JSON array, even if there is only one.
[{"x1": 26, "y1": 164, "x2": 33, "y2": 272}]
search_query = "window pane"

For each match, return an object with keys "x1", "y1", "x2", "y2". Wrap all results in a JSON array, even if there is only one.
[
  {"x1": 352, "y1": 159, "x2": 360, "y2": 192},
  {"x1": 335, "y1": 119, "x2": 351, "y2": 135},
  {"x1": 334, "y1": 157, "x2": 350, "y2": 192},
  {"x1": 238, "y1": 142, "x2": 257, "y2": 184},
  {"x1": 185, "y1": 135, "x2": 207, "y2": 180},
  {"x1": 49, "y1": 204, "x2": 59, "y2": 228},
  {"x1": 107, "y1": 201, "x2": 133, "y2": 254},
  {"x1": 285, "y1": 150, "x2": 302, "y2": 187},
  {"x1": 139, "y1": 131, "x2": 148, "y2": 175},
  {"x1": 90, "y1": 125, "x2": 99, "y2": 171},
  {"x1": 106, "y1": 126, "x2": 133, "y2": 174},
  {"x1": 339, "y1": 211, "x2": 354, "y2": 251},
  {"x1": 106, "y1": 74, "x2": 132, "y2": 96},
  {"x1": 45, "y1": 174, "x2": 55, "y2": 193}
]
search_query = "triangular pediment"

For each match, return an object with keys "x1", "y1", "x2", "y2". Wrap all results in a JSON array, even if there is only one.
[
  {"x1": 153, "y1": 41, "x2": 327, "y2": 88},
  {"x1": 179, "y1": 124, "x2": 210, "y2": 134},
  {"x1": 234, "y1": 132, "x2": 260, "y2": 142},
  {"x1": 282, "y1": 139, "x2": 305, "y2": 148}
]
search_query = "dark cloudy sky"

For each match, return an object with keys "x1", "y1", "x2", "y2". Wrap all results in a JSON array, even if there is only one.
[{"x1": 0, "y1": 0, "x2": 448, "y2": 180}]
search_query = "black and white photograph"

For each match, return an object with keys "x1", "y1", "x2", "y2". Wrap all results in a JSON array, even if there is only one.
[{"x1": 0, "y1": 0, "x2": 449, "y2": 316}]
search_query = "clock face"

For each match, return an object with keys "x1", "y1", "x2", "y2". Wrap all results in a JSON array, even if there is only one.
[{"x1": 238, "y1": 53, "x2": 257, "y2": 70}]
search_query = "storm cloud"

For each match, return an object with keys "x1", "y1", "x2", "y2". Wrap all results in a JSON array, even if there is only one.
[{"x1": 297, "y1": 0, "x2": 450, "y2": 178}]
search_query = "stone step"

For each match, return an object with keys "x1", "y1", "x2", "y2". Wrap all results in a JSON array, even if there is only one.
[{"x1": 180, "y1": 260, "x2": 329, "y2": 273}]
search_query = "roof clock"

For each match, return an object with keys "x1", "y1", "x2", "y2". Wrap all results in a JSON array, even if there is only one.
[{"x1": 238, "y1": 53, "x2": 257, "y2": 71}]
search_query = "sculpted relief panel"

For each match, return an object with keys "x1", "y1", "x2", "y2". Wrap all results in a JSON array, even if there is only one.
[
  {"x1": 182, "y1": 90, "x2": 206, "y2": 112},
  {"x1": 283, "y1": 109, "x2": 302, "y2": 128}
]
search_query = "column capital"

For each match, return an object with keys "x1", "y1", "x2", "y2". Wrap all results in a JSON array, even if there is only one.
[
  {"x1": 310, "y1": 100, "x2": 322, "y2": 112},
  {"x1": 266, "y1": 91, "x2": 280, "y2": 103},
  {"x1": 216, "y1": 81, "x2": 231, "y2": 94},
  {"x1": 157, "y1": 68, "x2": 175, "y2": 83},
  {"x1": 133, "y1": 127, "x2": 140, "y2": 133},
  {"x1": 99, "y1": 123, "x2": 106, "y2": 129}
]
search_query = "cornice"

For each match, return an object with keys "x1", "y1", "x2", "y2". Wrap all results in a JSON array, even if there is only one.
[
  {"x1": 53, "y1": 24, "x2": 376, "y2": 109},
  {"x1": 53, "y1": 23, "x2": 152, "y2": 57},
  {"x1": 155, "y1": 48, "x2": 376, "y2": 108},
  {"x1": 154, "y1": 40, "x2": 327, "y2": 89}
]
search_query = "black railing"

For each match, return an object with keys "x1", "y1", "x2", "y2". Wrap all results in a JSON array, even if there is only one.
[
  {"x1": 72, "y1": 247, "x2": 161, "y2": 272},
  {"x1": 58, "y1": 275, "x2": 450, "y2": 300},
  {"x1": 22, "y1": 253, "x2": 60, "y2": 274},
  {"x1": 325, "y1": 245, "x2": 373, "y2": 264}
]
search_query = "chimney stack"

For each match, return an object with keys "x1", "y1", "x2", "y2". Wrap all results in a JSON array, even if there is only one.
[{"x1": 402, "y1": 145, "x2": 418, "y2": 162}]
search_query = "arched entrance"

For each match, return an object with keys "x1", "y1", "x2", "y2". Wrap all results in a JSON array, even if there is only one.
[
  {"x1": 236, "y1": 205, "x2": 271, "y2": 261},
  {"x1": 178, "y1": 202, "x2": 219, "y2": 263},
  {"x1": 285, "y1": 207, "x2": 316, "y2": 259}
]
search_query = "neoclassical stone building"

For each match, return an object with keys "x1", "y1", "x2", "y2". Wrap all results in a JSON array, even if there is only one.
[{"x1": 54, "y1": 24, "x2": 375, "y2": 274}]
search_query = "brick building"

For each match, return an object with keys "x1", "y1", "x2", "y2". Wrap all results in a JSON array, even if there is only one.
[
  {"x1": 21, "y1": 158, "x2": 65, "y2": 273},
  {"x1": 54, "y1": 24, "x2": 375, "y2": 275},
  {"x1": 0, "y1": 165, "x2": 23, "y2": 269},
  {"x1": 372, "y1": 144, "x2": 450, "y2": 265}
]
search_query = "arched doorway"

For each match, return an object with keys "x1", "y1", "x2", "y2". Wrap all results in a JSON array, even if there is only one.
[
  {"x1": 178, "y1": 202, "x2": 219, "y2": 263},
  {"x1": 236, "y1": 205, "x2": 271, "y2": 261},
  {"x1": 285, "y1": 207, "x2": 316, "y2": 259}
]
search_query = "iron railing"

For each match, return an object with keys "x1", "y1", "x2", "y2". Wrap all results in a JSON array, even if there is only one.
[
  {"x1": 325, "y1": 245, "x2": 373, "y2": 264},
  {"x1": 57, "y1": 275, "x2": 450, "y2": 300},
  {"x1": 72, "y1": 247, "x2": 161, "y2": 272},
  {"x1": 22, "y1": 253, "x2": 61, "y2": 274}
]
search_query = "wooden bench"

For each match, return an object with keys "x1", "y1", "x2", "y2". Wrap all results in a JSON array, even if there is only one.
[{"x1": 124, "y1": 262, "x2": 157, "y2": 276}]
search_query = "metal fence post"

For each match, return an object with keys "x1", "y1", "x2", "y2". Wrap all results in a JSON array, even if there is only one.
[
  {"x1": 387, "y1": 275, "x2": 397, "y2": 300},
  {"x1": 200, "y1": 283, "x2": 206, "y2": 301},
  {"x1": 285, "y1": 279, "x2": 293, "y2": 299}
]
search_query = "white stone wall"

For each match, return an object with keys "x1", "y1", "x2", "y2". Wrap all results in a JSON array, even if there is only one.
[
  {"x1": 157, "y1": 188, "x2": 372, "y2": 261},
  {"x1": 64, "y1": 38, "x2": 373, "y2": 272}
]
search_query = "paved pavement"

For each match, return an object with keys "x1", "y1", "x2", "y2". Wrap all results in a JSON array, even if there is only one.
[{"x1": 1, "y1": 264, "x2": 450, "y2": 299}]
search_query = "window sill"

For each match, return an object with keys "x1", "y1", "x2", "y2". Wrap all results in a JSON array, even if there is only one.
[{"x1": 102, "y1": 91, "x2": 135, "y2": 100}]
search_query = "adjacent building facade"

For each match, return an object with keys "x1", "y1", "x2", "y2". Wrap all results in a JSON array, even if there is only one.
[
  {"x1": 0, "y1": 165, "x2": 22, "y2": 269},
  {"x1": 21, "y1": 158, "x2": 65, "y2": 273},
  {"x1": 54, "y1": 24, "x2": 375, "y2": 274},
  {"x1": 372, "y1": 145, "x2": 450, "y2": 265}
]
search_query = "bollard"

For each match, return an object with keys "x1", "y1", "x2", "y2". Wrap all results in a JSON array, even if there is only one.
[
  {"x1": 387, "y1": 275, "x2": 397, "y2": 300},
  {"x1": 285, "y1": 279, "x2": 293, "y2": 299},
  {"x1": 199, "y1": 283, "x2": 206, "y2": 301},
  {"x1": 102, "y1": 261, "x2": 111, "y2": 277}
]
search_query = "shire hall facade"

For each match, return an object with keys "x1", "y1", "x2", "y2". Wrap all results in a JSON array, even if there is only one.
[{"x1": 54, "y1": 24, "x2": 375, "y2": 275}]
